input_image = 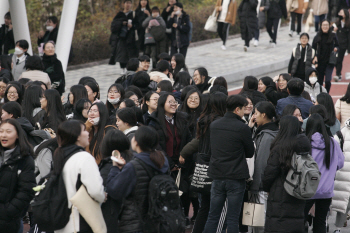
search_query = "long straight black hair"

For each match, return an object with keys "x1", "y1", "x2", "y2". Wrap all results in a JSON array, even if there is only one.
[
  {"x1": 270, "y1": 116, "x2": 300, "y2": 172},
  {"x1": 22, "y1": 85, "x2": 43, "y2": 126},
  {"x1": 100, "y1": 129, "x2": 133, "y2": 161},
  {"x1": 53, "y1": 120, "x2": 83, "y2": 175},
  {"x1": 43, "y1": 89, "x2": 66, "y2": 132},
  {"x1": 179, "y1": 89, "x2": 203, "y2": 128},
  {"x1": 305, "y1": 113, "x2": 333, "y2": 169},
  {"x1": 316, "y1": 93, "x2": 337, "y2": 126}
]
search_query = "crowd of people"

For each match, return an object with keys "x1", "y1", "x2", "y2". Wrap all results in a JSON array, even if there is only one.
[{"x1": 0, "y1": 1, "x2": 349, "y2": 233}]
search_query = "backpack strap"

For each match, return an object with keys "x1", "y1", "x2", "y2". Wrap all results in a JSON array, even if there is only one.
[
  {"x1": 319, "y1": 83, "x2": 323, "y2": 93},
  {"x1": 336, "y1": 130, "x2": 344, "y2": 151}
]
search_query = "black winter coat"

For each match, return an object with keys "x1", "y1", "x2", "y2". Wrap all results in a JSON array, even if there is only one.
[
  {"x1": 240, "y1": 90, "x2": 267, "y2": 105},
  {"x1": 42, "y1": 54, "x2": 65, "y2": 95},
  {"x1": 167, "y1": 13, "x2": 191, "y2": 48},
  {"x1": 99, "y1": 158, "x2": 121, "y2": 233},
  {"x1": 267, "y1": 0, "x2": 287, "y2": 19},
  {"x1": 0, "y1": 146, "x2": 36, "y2": 233},
  {"x1": 37, "y1": 27, "x2": 58, "y2": 45},
  {"x1": 110, "y1": 11, "x2": 139, "y2": 64},
  {"x1": 135, "y1": 8, "x2": 150, "y2": 51},
  {"x1": 238, "y1": 0, "x2": 258, "y2": 41},
  {"x1": 265, "y1": 84, "x2": 289, "y2": 106},
  {"x1": 312, "y1": 31, "x2": 339, "y2": 65},
  {"x1": 262, "y1": 134, "x2": 310, "y2": 233},
  {"x1": 147, "y1": 111, "x2": 192, "y2": 170},
  {"x1": 0, "y1": 24, "x2": 15, "y2": 55},
  {"x1": 0, "y1": 69, "x2": 13, "y2": 81},
  {"x1": 336, "y1": 23, "x2": 350, "y2": 50},
  {"x1": 209, "y1": 112, "x2": 255, "y2": 180}
]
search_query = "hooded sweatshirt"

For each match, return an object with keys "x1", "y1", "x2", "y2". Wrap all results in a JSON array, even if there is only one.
[
  {"x1": 107, "y1": 152, "x2": 169, "y2": 201},
  {"x1": 310, "y1": 132, "x2": 344, "y2": 199},
  {"x1": 303, "y1": 67, "x2": 327, "y2": 102}
]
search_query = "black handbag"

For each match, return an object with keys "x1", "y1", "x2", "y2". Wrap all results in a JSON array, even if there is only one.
[
  {"x1": 329, "y1": 51, "x2": 338, "y2": 65},
  {"x1": 190, "y1": 153, "x2": 212, "y2": 194}
]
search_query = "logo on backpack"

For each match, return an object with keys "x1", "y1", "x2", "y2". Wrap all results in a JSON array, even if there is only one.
[{"x1": 284, "y1": 152, "x2": 321, "y2": 200}]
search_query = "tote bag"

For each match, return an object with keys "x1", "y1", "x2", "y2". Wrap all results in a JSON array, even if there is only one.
[
  {"x1": 242, "y1": 195, "x2": 265, "y2": 227},
  {"x1": 144, "y1": 32, "x2": 156, "y2": 45},
  {"x1": 204, "y1": 9, "x2": 218, "y2": 32},
  {"x1": 190, "y1": 153, "x2": 212, "y2": 194},
  {"x1": 70, "y1": 185, "x2": 107, "y2": 233}
]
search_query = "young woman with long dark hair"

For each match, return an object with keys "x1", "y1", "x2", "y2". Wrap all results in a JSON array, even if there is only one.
[
  {"x1": 239, "y1": 75, "x2": 267, "y2": 105},
  {"x1": 4, "y1": 83, "x2": 23, "y2": 104},
  {"x1": 106, "y1": 84, "x2": 125, "y2": 117},
  {"x1": 85, "y1": 102, "x2": 109, "y2": 164},
  {"x1": 106, "y1": 126, "x2": 169, "y2": 233},
  {"x1": 22, "y1": 85, "x2": 45, "y2": 127},
  {"x1": 171, "y1": 53, "x2": 188, "y2": 79},
  {"x1": 38, "y1": 89, "x2": 66, "y2": 132},
  {"x1": 302, "y1": 104, "x2": 333, "y2": 136},
  {"x1": 193, "y1": 67, "x2": 210, "y2": 93},
  {"x1": 304, "y1": 114, "x2": 344, "y2": 233},
  {"x1": 180, "y1": 92, "x2": 227, "y2": 233},
  {"x1": 64, "y1": 84, "x2": 88, "y2": 117},
  {"x1": 0, "y1": 119, "x2": 36, "y2": 232},
  {"x1": 85, "y1": 81, "x2": 100, "y2": 103},
  {"x1": 99, "y1": 129, "x2": 133, "y2": 233},
  {"x1": 265, "y1": 73, "x2": 292, "y2": 106},
  {"x1": 263, "y1": 116, "x2": 310, "y2": 233},
  {"x1": 179, "y1": 88, "x2": 202, "y2": 137},
  {"x1": 53, "y1": 120, "x2": 105, "y2": 233},
  {"x1": 312, "y1": 19, "x2": 339, "y2": 92},
  {"x1": 73, "y1": 98, "x2": 92, "y2": 123},
  {"x1": 173, "y1": 71, "x2": 192, "y2": 92},
  {"x1": 316, "y1": 92, "x2": 341, "y2": 135}
]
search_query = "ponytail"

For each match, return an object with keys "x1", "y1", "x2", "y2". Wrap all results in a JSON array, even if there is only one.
[{"x1": 150, "y1": 150, "x2": 165, "y2": 169}]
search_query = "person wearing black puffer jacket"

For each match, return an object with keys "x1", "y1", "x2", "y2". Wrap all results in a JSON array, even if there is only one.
[
  {"x1": 238, "y1": 0, "x2": 258, "y2": 51},
  {"x1": 240, "y1": 75, "x2": 267, "y2": 105},
  {"x1": 0, "y1": 119, "x2": 36, "y2": 233},
  {"x1": 42, "y1": 41, "x2": 65, "y2": 95},
  {"x1": 265, "y1": 73, "x2": 291, "y2": 106},
  {"x1": 266, "y1": 0, "x2": 287, "y2": 47},
  {"x1": 263, "y1": 116, "x2": 310, "y2": 233}
]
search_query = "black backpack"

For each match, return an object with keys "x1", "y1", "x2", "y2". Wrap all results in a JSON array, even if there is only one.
[
  {"x1": 131, "y1": 158, "x2": 186, "y2": 233},
  {"x1": 115, "y1": 73, "x2": 133, "y2": 89},
  {"x1": 149, "y1": 26, "x2": 166, "y2": 42},
  {"x1": 31, "y1": 154, "x2": 75, "y2": 232}
]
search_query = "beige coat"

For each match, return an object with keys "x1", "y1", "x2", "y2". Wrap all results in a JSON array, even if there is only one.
[
  {"x1": 287, "y1": 0, "x2": 308, "y2": 14},
  {"x1": 335, "y1": 99, "x2": 350, "y2": 127},
  {"x1": 19, "y1": 70, "x2": 52, "y2": 89},
  {"x1": 311, "y1": 0, "x2": 328, "y2": 16},
  {"x1": 215, "y1": 0, "x2": 238, "y2": 26}
]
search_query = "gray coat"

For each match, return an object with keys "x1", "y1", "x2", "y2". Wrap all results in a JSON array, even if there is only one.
[
  {"x1": 250, "y1": 126, "x2": 278, "y2": 193},
  {"x1": 12, "y1": 54, "x2": 27, "y2": 81}
]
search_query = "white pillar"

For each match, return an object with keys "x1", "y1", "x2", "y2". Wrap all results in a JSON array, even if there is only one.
[
  {"x1": 56, "y1": 0, "x2": 80, "y2": 73},
  {"x1": 0, "y1": 1, "x2": 9, "y2": 25},
  {"x1": 8, "y1": 0, "x2": 33, "y2": 55}
]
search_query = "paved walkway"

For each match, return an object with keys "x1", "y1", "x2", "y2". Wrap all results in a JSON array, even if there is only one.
[{"x1": 65, "y1": 26, "x2": 316, "y2": 102}]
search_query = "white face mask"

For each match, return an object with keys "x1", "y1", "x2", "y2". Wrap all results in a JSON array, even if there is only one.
[
  {"x1": 309, "y1": 77, "x2": 318, "y2": 85},
  {"x1": 175, "y1": 10, "x2": 181, "y2": 15},
  {"x1": 92, "y1": 117, "x2": 100, "y2": 126},
  {"x1": 108, "y1": 98, "x2": 120, "y2": 105},
  {"x1": 14, "y1": 47, "x2": 24, "y2": 55},
  {"x1": 152, "y1": 13, "x2": 159, "y2": 17},
  {"x1": 46, "y1": 26, "x2": 54, "y2": 31}
]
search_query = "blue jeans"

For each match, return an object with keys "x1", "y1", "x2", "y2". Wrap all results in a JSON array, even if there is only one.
[{"x1": 203, "y1": 179, "x2": 246, "y2": 233}]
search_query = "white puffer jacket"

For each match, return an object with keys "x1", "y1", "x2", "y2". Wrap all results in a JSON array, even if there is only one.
[{"x1": 333, "y1": 118, "x2": 350, "y2": 214}]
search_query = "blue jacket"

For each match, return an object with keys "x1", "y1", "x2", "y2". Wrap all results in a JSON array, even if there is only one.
[
  {"x1": 276, "y1": 95, "x2": 314, "y2": 119},
  {"x1": 106, "y1": 152, "x2": 169, "y2": 201}
]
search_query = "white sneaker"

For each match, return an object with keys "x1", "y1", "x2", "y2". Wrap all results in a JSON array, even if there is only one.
[
  {"x1": 333, "y1": 76, "x2": 339, "y2": 82},
  {"x1": 244, "y1": 46, "x2": 248, "y2": 52},
  {"x1": 121, "y1": 68, "x2": 126, "y2": 75},
  {"x1": 333, "y1": 230, "x2": 341, "y2": 233},
  {"x1": 270, "y1": 42, "x2": 276, "y2": 48},
  {"x1": 221, "y1": 45, "x2": 227, "y2": 50},
  {"x1": 289, "y1": 31, "x2": 294, "y2": 37},
  {"x1": 253, "y1": 39, "x2": 259, "y2": 47}
]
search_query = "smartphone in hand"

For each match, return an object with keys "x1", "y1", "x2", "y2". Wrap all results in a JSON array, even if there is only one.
[{"x1": 111, "y1": 150, "x2": 125, "y2": 165}]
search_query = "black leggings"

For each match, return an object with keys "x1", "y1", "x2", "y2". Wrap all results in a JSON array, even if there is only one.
[
  {"x1": 336, "y1": 47, "x2": 347, "y2": 76},
  {"x1": 266, "y1": 18, "x2": 280, "y2": 43},
  {"x1": 192, "y1": 193, "x2": 211, "y2": 233},
  {"x1": 217, "y1": 22, "x2": 230, "y2": 45},
  {"x1": 290, "y1": 12, "x2": 302, "y2": 34},
  {"x1": 317, "y1": 63, "x2": 334, "y2": 93},
  {"x1": 304, "y1": 198, "x2": 332, "y2": 233}
]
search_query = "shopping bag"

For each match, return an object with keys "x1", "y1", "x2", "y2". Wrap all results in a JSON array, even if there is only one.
[
  {"x1": 70, "y1": 185, "x2": 107, "y2": 233},
  {"x1": 204, "y1": 10, "x2": 218, "y2": 32},
  {"x1": 176, "y1": 168, "x2": 183, "y2": 196},
  {"x1": 242, "y1": 195, "x2": 265, "y2": 227},
  {"x1": 144, "y1": 32, "x2": 156, "y2": 45}
]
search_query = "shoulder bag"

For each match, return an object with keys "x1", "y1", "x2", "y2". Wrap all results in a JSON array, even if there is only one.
[{"x1": 204, "y1": 9, "x2": 218, "y2": 32}]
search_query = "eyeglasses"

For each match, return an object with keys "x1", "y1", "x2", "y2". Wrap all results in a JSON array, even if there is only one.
[
  {"x1": 168, "y1": 101, "x2": 178, "y2": 105},
  {"x1": 188, "y1": 97, "x2": 199, "y2": 102},
  {"x1": 8, "y1": 92, "x2": 18, "y2": 95}
]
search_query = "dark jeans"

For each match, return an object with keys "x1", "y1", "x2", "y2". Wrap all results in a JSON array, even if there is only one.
[
  {"x1": 317, "y1": 63, "x2": 334, "y2": 92},
  {"x1": 192, "y1": 193, "x2": 211, "y2": 233},
  {"x1": 244, "y1": 25, "x2": 250, "y2": 47},
  {"x1": 336, "y1": 47, "x2": 347, "y2": 76},
  {"x1": 290, "y1": 12, "x2": 302, "y2": 33},
  {"x1": 254, "y1": 18, "x2": 260, "y2": 41},
  {"x1": 304, "y1": 198, "x2": 332, "y2": 233},
  {"x1": 203, "y1": 179, "x2": 246, "y2": 233},
  {"x1": 171, "y1": 46, "x2": 188, "y2": 58},
  {"x1": 315, "y1": 14, "x2": 326, "y2": 32},
  {"x1": 266, "y1": 18, "x2": 280, "y2": 43},
  {"x1": 217, "y1": 22, "x2": 230, "y2": 45}
]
